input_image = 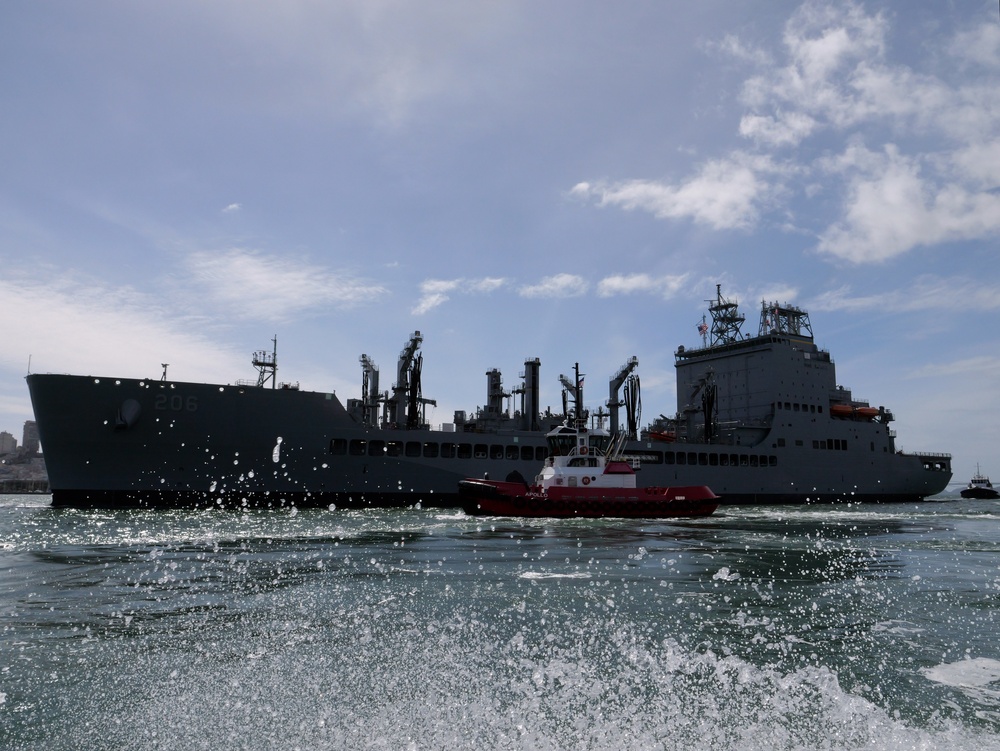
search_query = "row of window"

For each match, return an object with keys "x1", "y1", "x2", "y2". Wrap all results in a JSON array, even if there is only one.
[
  {"x1": 328, "y1": 438, "x2": 780, "y2": 468},
  {"x1": 330, "y1": 438, "x2": 547, "y2": 461},
  {"x1": 776, "y1": 437, "x2": 850, "y2": 450},
  {"x1": 814, "y1": 439, "x2": 848, "y2": 450},
  {"x1": 662, "y1": 451, "x2": 777, "y2": 467},
  {"x1": 776, "y1": 402, "x2": 823, "y2": 413}
]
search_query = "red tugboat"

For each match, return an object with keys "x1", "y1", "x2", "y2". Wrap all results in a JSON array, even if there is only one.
[{"x1": 459, "y1": 364, "x2": 719, "y2": 519}]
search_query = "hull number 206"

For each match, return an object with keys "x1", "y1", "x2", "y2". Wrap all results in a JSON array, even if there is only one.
[{"x1": 154, "y1": 393, "x2": 199, "y2": 412}]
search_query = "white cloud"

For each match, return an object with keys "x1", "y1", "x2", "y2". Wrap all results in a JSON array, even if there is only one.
[
  {"x1": 470, "y1": 277, "x2": 506, "y2": 293},
  {"x1": 739, "y1": 111, "x2": 817, "y2": 147},
  {"x1": 949, "y1": 23, "x2": 1000, "y2": 70},
  {"x1": 754, "y1": 285, "x2": 800, "y2": 306},
  {"x1": 739, "y1": 1, "x2": 890, "y2": 137},
  {"x1": 710, "y1": 33, "x2": 772, "y2": 67},
  {"x1": 724, "y1": 4, "x2": 1000, "y2": 263},
  {"x1": 952, "y1": 139, "x2": 1000, "y2": 189},
  {"x1": 571, "y1": 154, "x2": 777, "y2": 231},
  {"x1": 816, "y1": 144, "x2": 1000, "y2": 263},
  {"x1": 597, "y1": 273, "x2": 689, "y2": 299},
  {"x1": 186, "y1": 248, "x2": 387, "y2": 319},
  {"x1": 782, "y1": 1, "x2": 886, "y2": 82},
  {"x1": 412, "y1": 276, "x2": 507, "y2": 314},
  {"x1": 519, "y1": 273, "x2": 588, "y2": 299},
  {"x1": 222, "y1": 203, "x2": 242, "y2": 213},
  {"x1": 413, "y1": 273, "x2": 692, "y2": 309}
]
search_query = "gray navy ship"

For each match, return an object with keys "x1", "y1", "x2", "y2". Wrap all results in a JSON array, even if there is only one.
[{"x1": 26, "y1": 287, "x2": 952, "y2": 508}]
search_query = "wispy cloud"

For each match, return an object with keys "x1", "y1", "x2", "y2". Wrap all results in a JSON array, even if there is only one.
[
  {"x1": 414, "y1": 272, "x2": 712, "y2": 307},
  {"x1": 0, "y1": 272, "x2": 244, "y2": 383},
  {"x1": 949, "y1": 23, "x2": 1000, "y2": 70},
  {"x1": 184, "y1": 2, "x2": 518, "y2": 128},
  {"x1": 186, "y1": 249, "x2": 387, "y2": 320},
  {"x1": 222, "y1": 203, "x2": 242, "y2": 213},
  {"x1": 519, "y1": 274, "x2": 589, "y2": 299},
  {"x1": 597, "y1": 273, "x2": 689, "y2": 299},
  {"x1": 738, "y1": 1, "x2": 891, "y2": 139},
  {"x1": 907, "y1": 356, "x2": 1000, "y2": 379},
  {"x1": 412, "y1": 276, "x2": 507, "y2": 314},
  {"x1": 810, "y1": 276, "x2": 1000, "y2": 314}
]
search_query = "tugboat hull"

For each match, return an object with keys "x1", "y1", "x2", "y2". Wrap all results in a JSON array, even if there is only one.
[{"x1": 459, "y1": 479, "x2": 719, "y2": 518}]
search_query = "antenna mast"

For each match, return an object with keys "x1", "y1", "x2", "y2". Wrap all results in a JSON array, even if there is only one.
[
  {"x1": 707, "y1": 284, "x2": 744, "y2": 346},
  {"x1": 252, "y1": 336, "x2": 278, "y2": 389}
]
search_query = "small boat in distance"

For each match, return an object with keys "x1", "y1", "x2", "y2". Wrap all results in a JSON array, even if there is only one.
[
  {"x1": 459, "y1": 365, "x2": 719, "y2": 519},
  {"x1": 960, "y1": 465, "x2": 1000, "y2": 499}
]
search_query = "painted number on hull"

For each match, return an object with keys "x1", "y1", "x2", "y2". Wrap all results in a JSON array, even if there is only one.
[{"x1": 154, "y1": 394, "x2": 199, "y2": 412}]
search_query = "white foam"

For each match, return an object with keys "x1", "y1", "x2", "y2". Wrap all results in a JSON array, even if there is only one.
[{"x1": 923, "y1": 657, "x2": 1000, "y2": 702}]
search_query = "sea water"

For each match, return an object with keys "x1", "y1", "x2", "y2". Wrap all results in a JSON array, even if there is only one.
[{"x1": 1, "y1": 493, "x2": 999, "y2": 750}]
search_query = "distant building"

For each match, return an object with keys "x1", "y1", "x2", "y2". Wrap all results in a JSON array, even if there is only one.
[
  {"x1": 22, "y1": 421, "x2": 40, "y2": 454},
  {"x1": 0, "y1": 431, "x2": 16, "y2": 455}
]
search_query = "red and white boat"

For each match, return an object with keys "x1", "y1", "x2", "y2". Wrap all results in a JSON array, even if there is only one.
[{"x1": 459, "y1": 366, "x2": 718, "y2": 519}]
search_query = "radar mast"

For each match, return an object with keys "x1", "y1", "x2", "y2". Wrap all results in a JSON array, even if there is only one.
[
  {"x1": 707, "y1": 285, "x2": 744, "y2": 346},
  {"x1": 759, "y1": 300, "x2": 814, "y2": 340}
]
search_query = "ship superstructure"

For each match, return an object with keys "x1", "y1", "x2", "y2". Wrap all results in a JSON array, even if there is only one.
[
  {"x1": 647, "y1": 286, "x2": 951, "y2": 501},
  {"x1": 26, "y1": 289, "x2": 952, "y2": 508}
]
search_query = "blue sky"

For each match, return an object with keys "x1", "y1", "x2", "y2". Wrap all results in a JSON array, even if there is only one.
[{"x1": 2, "y1": 1, "x2": 998, "y2": 489}]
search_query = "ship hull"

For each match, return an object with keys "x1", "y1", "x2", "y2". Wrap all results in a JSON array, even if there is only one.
[
  {"x1": 458, "y1": 479, "x2": 719, "y2": 518},
  {"x1": 27, "y1": 373, "x2": 952, "y2": 509}
]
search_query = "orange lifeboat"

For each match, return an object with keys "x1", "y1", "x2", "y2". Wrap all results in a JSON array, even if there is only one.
[{"x1": 648, "y1": 430, "x2": 677, "y2": 443}]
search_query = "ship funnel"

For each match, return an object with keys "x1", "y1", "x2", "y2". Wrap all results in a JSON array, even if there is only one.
[{"x1": 520, "y1": 358, "x2": 541, "y2": 431}]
